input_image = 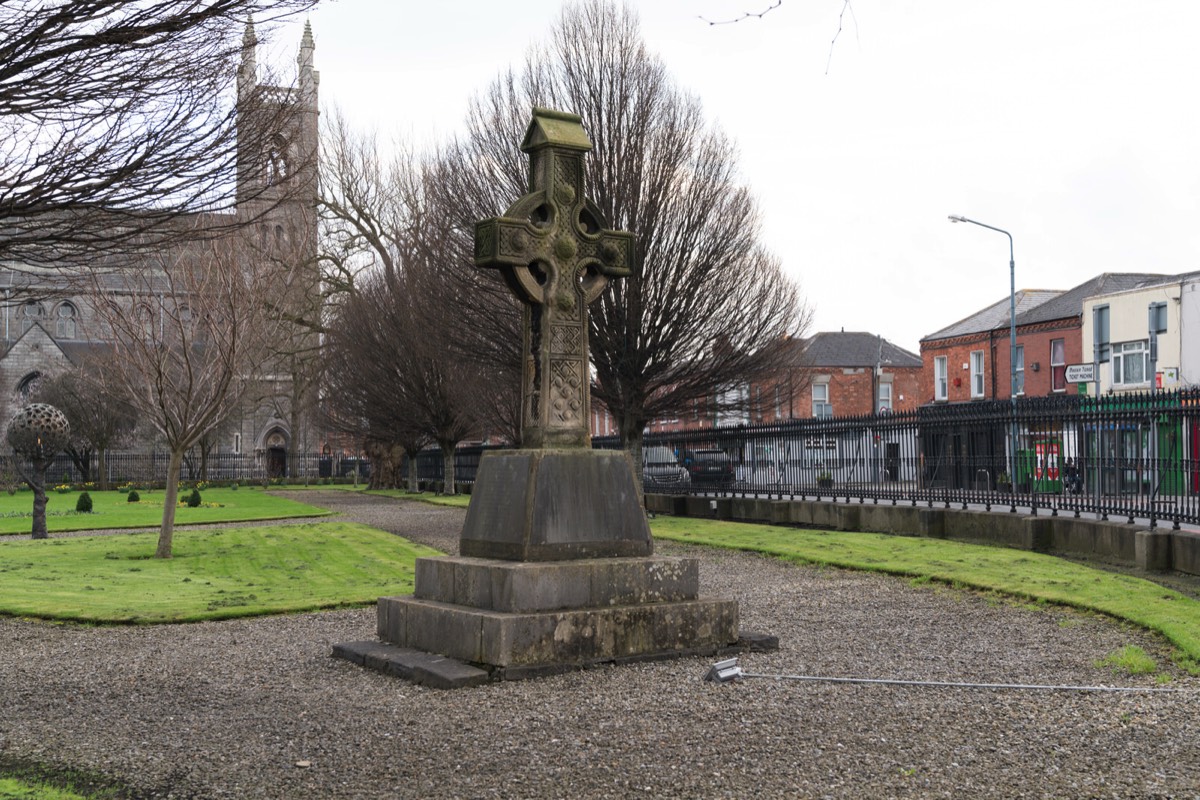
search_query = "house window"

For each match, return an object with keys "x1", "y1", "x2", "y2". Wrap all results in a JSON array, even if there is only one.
[
  {"x1": 934, "y1": 357, "x2": 948, "y2": 401},
  {"x1": 55, "y1": 302, "x2": 77, "y2": 339},
  {"x1": 969, "y1": 350, "x2": 985, "y2": 398},
  {"x1": 1094, "y1": 305, "x2": 1111, "y2": 362},
  {"x1": 1113, "y1": 341, "x2": 1149, "y2": 386},
  {"x1": 233, "y1": 433, "x2": 242, "y2": 455},
  {"x1": 1014, "y1": 345, "x2": 1025, "y2": 396},
  {"x1": 878, "y1": 382, "x2": 893, "y2": 412},
  {"x1": 812, "y1": 383, "x2": 832, "y2": 418},
  {"x1": 1050, "y1": 338, "x2": 1066, "y2": 392}
]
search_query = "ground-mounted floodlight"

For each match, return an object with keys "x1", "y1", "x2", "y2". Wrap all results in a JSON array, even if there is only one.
[{"x1": 705, "y1": 657, "x2": 744, "y2": 683}]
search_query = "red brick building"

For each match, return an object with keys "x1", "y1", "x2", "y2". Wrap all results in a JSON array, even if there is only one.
[
  {"x1": 590, "y1": 331, "x2": 921, "y2": 437},
  {"x1": 755, "y1": 331, "x2": 922, "y2": 422},
  {"x1": 919, "y1": 274, "x2": 1166, "y2": 405}
]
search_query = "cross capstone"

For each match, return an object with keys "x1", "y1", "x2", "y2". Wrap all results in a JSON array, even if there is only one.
[{"x1": 475, "y1": 108, "x2": 634, "y2": 449}]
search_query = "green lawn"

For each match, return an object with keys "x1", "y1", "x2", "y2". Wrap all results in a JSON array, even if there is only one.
[
  {"x1": 0, "y1": 777, "x2": 90, "y2": 799},
  {"x1": 0, "y1": 488, "x2": 329, "y2": 536},
  {"x1": 0, "y1": 522, "x2": 440, "y2": 623},
  {"x1": 651, "y1": 516, "x2": 1200, "y2": 662}
]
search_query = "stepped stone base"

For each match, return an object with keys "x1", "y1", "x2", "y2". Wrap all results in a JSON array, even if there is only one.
[{"x1": 377, "y1": 554, "x2": 738, "y2": 669}]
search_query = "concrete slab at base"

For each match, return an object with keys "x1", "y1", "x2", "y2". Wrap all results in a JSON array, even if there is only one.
[
  {"x1": 378, "y1": 595, "x2": 738, "y2": 668},
  {"x1": 461, "y1": 449, "x2": 652, "y2": 561},
  {"x1": 331, "y1": 641, "x2": 491, "y2": 689}
]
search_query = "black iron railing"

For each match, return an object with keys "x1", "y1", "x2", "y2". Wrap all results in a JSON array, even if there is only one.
[{"x1": 414, "y1": 388, "x2": 1200, "y2": 529}]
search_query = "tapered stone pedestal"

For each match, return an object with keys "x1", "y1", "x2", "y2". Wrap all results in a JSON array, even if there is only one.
[{"x1": 376, "y1": 450, "x2": 739, "y2": 676}]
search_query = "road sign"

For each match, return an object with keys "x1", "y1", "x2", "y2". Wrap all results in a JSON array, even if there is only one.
[{"x1": 1064, "y1": 363, "x2": 1095, "y2": 383}]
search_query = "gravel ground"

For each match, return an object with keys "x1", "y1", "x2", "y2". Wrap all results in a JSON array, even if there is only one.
[{"x1": 2, "y1": 491, "x2": 1199, "y2": 799}]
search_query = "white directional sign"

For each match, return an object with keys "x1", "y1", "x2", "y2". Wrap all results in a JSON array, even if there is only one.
[{"x1": 1065, "y1": 363, "x2": 1095, "y2": 383}]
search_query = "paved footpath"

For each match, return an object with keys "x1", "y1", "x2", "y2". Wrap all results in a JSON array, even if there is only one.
[{"x1": 1, "y1": 491, "x2": 1198, "y2": 799}]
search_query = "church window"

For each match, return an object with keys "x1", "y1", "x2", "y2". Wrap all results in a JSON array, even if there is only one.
[
  {"x1": 55, "y1": 302, "x2": 77, "y2": 339},
  {"x1": 16, "y1": 372, "x2": 42, "y2": 401},
  {"x1": 18, "y1": 302, "x2": 45, "y2": 333}
]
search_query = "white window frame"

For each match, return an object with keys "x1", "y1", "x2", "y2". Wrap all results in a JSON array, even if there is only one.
[
  {"x1": 812, "y1": 383, "x2": 832, "y2": 418},
  {"x1": 1112, "y1": 340, "x2": 1150, "y2": 386},
  {"x1": 969, "y1": 350, "x2": 985, "y2": 398},
  {"x1": 934, "y1": 356, "x2": 948, "y2": 401},
  {"x1": 1014, "y1": 345, "x2": 1025, "y2": 396},
  {"x1": 1050, "y1": 338, "x2": 1066, "y2": 392},
  {"x1": 877, "y1": 382, "x2": 893, "y2": 412}
]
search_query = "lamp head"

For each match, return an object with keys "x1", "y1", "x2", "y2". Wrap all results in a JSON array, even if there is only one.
[{"x1": 948, "y1": 215, "x2": 966, "y2": 223}]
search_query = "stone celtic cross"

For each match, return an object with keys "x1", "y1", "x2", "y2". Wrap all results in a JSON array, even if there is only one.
[{"x1": 475, "y1": 108, "x2": 634, "y2": 449}]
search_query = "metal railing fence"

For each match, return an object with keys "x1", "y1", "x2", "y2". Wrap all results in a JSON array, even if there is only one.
[
  {"x1": 0, "y1": 451, "x2": 370, "y2": 487},
  {"x1": 411, "y1": 388, "x2": 1200, "y2": 529}
]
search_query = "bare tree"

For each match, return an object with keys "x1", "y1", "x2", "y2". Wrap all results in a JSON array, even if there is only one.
[
  {"x1": 84, "y1": 228, "x2": 290, "y2": 557},
  {"x1": 1, "y1": 0, "x2": 316, "y2": 271},
  {"x1": 322, "y1": 270, "x2": 484, "y2": 495},
  {"x1": 432, "y1": 0, "x2": 811, "y2": 467},
  {"x1": 31, "y1": 370, "x2": 139, "y2": 489},
  {"x1": 319, "y1": 116, "x2": 511, "y2": 484}
]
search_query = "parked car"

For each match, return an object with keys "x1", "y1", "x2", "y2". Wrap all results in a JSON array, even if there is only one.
[
  {"x1": 682, "y1": 448, "x2": 735, "y2": 486},
  {"x1": 643, "y1": 446, "x2": 690, "y2": 488}
]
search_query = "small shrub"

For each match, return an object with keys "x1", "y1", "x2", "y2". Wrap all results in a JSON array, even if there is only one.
[
  {"x1": 54, "y1": 483, "x2": 72, "y2": 494},
  {"x1": 230, "y1": 482, "x2": 239, "y2": 491},
  {"x1": 127, "y1": 489, "x2": 140, "y2": 503},
  {"x1": 75, "y1": 492, "x2": 93, "y2": 513},
  {"x1": 187, "y1": 488, "x2": 202, "y2": 508}
]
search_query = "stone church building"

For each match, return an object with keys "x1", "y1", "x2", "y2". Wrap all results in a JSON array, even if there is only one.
[{"x1": 0, "y1": 22, "x2": 320, "y2": 480}]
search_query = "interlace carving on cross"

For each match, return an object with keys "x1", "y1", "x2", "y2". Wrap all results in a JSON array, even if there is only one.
[{"x1": 474, "y1": 108, "x2": 634, "y2": 450}]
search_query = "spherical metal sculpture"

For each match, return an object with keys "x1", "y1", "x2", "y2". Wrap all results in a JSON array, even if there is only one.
[
  {"x1": 7, "y1": 403, "x2": 70, "y2": 540},
  {"x1": 7, "y1": 403, "x2": 71, "y2": 459}
]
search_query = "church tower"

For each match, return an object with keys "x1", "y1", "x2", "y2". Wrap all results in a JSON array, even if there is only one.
[
  {"x1": 235, "y1": 19, "x2": 319, "y2": 220},
  {"x1": 232, "y1": 21, "x2": 321, "y2": 478}
]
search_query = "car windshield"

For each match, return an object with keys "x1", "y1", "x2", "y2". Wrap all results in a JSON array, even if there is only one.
[{"x1": 645, "y1": 448, "x2": 677, "y2": 466}]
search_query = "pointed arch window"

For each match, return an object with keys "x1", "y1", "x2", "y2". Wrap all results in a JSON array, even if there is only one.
[
  {"x1": 55, "y1": 302, "x2": 77, "y2": 339},
  {"x1": 16, "y1": 371, "x2": 42, "y2": 401},
  {"x1": 18, "y1": 302, "x2": 45, "y2": 333}
]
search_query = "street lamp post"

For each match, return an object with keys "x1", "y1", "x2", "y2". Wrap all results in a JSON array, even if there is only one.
[{"x1": 949, "y1": 215, "x2": 1019, "y2": 510}]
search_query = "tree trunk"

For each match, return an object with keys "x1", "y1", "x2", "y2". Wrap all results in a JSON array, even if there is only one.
[
  {"x1": 29, "y1": 457, "x2": 49, "y2": 540},
  {"x1": 406, "y1": 449, "x2": 419, "y2": 493},
  {"x1": 619, "y1": 413, "x2": 647, "y2": 490},
  {"x1": 155, "y1": 450, "x2": 184, "y2": 558},
  {"x1": 440, "y1": 443, "x2": 456, "y2": 496},
  {"x1": 97, "y1": 446, "x2": 108, "y2": 491}
]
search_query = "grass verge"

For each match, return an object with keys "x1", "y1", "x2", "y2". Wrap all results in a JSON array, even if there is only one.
[
  {"x1": 0, "y1": 522, "x2": 440, "y2": 623},
  {"x1": 650, "y1": 516, "x2": 1200, "y2": 661},
  {"x1": 0, "y1": 488, "x2": 330, "y2": 536},
  {"x1": 0, "y1": 757, "x2": 126, "y2": 800}
]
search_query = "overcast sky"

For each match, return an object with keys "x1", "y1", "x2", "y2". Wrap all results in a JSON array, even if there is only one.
[{"x1": 271, "y1": 0, "x2": 1200, "y2": 353}]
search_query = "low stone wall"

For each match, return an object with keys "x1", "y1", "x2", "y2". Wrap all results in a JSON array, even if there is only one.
[{"x1": 645, "y1": 493, "x2": 1200, "y2": 577}]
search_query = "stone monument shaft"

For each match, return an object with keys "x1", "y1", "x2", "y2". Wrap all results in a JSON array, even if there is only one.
[{"x1": 474, "y1": 108, "x2": 634, "y2": 449}]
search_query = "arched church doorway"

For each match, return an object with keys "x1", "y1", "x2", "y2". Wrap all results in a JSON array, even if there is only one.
[{"x1": 264, "y1": 429, "x2": 288, "y2": 478}]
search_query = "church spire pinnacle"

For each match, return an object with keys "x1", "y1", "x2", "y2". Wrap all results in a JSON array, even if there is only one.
[{"x1": 238, "y1": 17, "x2": 258, "y2": 98}]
